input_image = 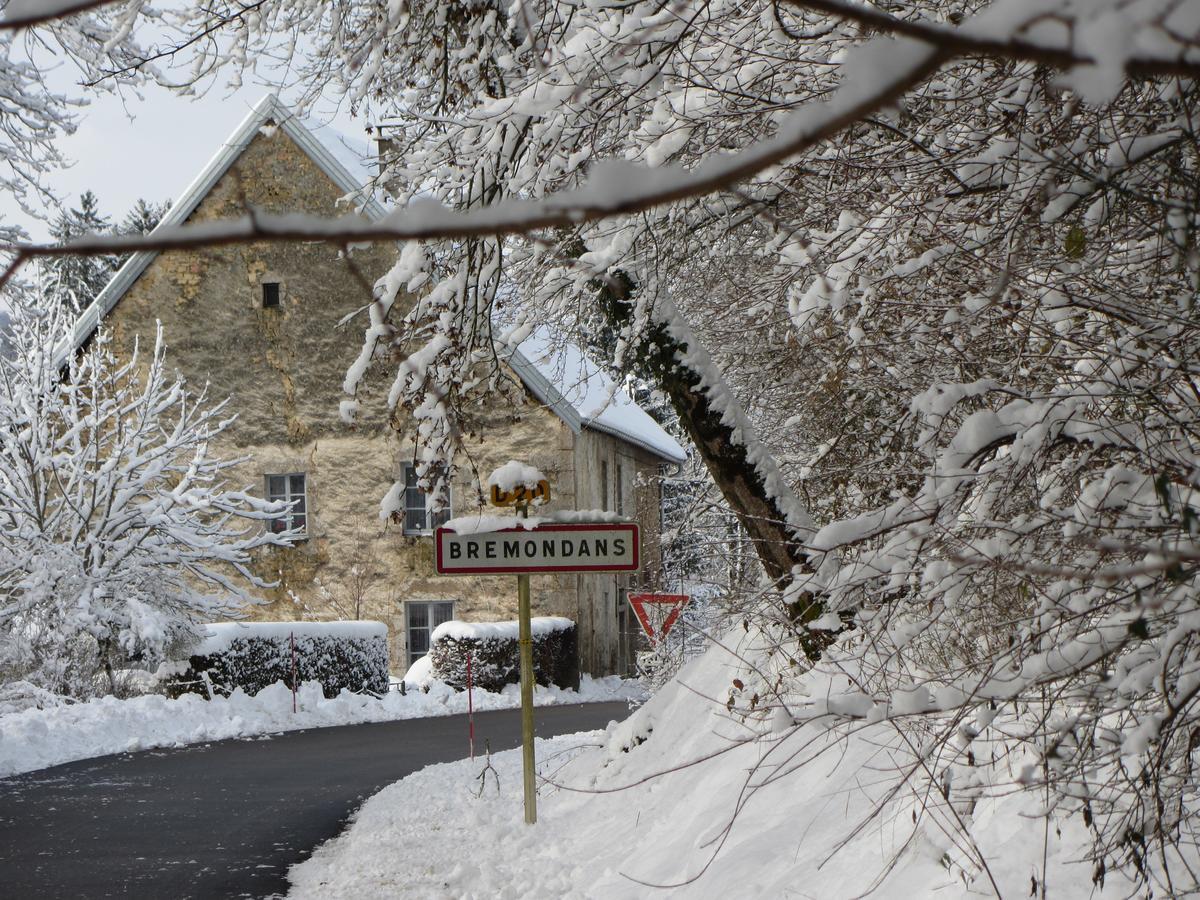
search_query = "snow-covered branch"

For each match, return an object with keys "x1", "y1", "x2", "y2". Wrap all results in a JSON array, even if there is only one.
[
  {"x1": 784, "y1": 0, "x2": 1200, "y2": 80},
  {"x1": 0, "y1": 35, "x2": 941, "y2": 285}
]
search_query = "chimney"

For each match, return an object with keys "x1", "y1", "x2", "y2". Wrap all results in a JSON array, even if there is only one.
[{"x1": 369, "y1": 124, "x2": 399, "y2": 195}]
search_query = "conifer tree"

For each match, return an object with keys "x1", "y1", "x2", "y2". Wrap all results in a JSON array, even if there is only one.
[
  {"x1": 120, "y1": 198, "x2": 169, "y2": 237},
  {"x1": 42, "y1": 191, "x2": 117, "y2": 313}
]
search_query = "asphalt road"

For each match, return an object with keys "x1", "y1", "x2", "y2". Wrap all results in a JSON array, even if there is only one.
[{"x1": 0, "y1": 701, "x2": 630, "y2": 899}]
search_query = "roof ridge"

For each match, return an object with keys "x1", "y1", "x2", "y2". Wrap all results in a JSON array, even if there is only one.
[{"x1": 61, "y1": 93, "x2": 386, "y2": 366}]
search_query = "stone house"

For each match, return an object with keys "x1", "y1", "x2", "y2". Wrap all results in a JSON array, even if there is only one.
[{"x1": 69, "y1": 94, "x2": 686, "y2": 677}]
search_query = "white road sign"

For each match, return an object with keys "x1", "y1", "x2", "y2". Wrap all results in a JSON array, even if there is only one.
[{"x1": 434, "y1": 523, "x2": 640, "y2": 574}]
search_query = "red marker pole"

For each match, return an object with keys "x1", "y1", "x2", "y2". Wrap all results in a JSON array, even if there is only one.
[
  {"x1": 467, "y1": 651, "x2": 475, "y2": 760},
  {"x1": 290, "y1": 631, "x2": 298, "y2": 714}
]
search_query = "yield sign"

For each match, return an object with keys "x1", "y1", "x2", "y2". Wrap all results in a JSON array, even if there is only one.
[{"x1": 628, "y1": 593, "x2": 689, "y2": 647}]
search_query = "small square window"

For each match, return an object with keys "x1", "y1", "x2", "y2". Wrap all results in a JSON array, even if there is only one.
[
  {"x1": 262, "y1": 282, "x2": 281, "y2": 308},
  {"x1": 400, "y1": 463, "x2": 451, "y2": 535},
  {"x1": 266, "y1": 472, "x2": 306, "y2": 535}
]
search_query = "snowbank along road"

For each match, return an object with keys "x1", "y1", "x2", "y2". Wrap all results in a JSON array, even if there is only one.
[{"x1": 0, "y1": 701, "x2": 630, "y2": 898}]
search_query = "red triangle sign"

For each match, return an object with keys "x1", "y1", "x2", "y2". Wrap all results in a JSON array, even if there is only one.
[{"x1": 628, "y1": 593, "x2": 690, "y2": 647}]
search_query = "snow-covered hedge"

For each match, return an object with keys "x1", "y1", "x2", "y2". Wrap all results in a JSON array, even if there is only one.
[
  {"x1": 163, "y1": 621, "x2": 389, "y2": 699},
  {"x1": 428, "y1": 617, "x2": 578, "y2": 692}
]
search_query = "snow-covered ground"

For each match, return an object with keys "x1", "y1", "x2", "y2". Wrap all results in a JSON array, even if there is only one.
[
  {"x1": 289, "y1": 636, "x2": 1147, "y2": 900},
  {"x1": 0, "y1": 675, "x2": 645, "y2": 778}
]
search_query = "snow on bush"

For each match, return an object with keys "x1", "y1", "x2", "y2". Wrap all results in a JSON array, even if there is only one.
[
  {"x1": 427, "y1": 617, "x2": 578, "y2": 692},
  {"x1": 164, "y1": 621, "x2": 389, "y2": 699}
]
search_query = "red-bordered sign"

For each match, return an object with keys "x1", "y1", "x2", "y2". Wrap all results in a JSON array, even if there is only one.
[
  {"x1": 435, "y1": 523, "x2": 640, "y2": 575},
  {"x1": 628, "y1": 593, "x2": 690, "y2": 646}
]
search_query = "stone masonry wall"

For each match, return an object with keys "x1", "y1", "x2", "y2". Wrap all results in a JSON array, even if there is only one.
[{"x1": 97, "y1": 125, "x2": 586, "y2": 671}]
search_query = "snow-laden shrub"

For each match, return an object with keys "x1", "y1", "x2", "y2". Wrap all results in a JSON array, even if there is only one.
[
  {"x1": 0, "y1": 296, "x2": 293, "y2": 700},
  {"x1": 164, "y1": 622, "x2": 388, "y2": 699},
  {"x1": 428, "y1": 617, "x2": 578, "y2": 692}
]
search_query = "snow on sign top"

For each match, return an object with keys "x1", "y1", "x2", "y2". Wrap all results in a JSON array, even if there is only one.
[
  {"x1": 488, "y1": 461, "x2": 546, "y2": 492},
  {"x1": 488, "y1": 460, "x2": 550, "y2": 506}
]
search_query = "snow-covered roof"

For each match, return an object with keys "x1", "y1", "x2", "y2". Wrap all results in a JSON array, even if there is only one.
[
  {"x1": 504, "y1": 330, "x2": 687, "y2": 464},
  {"x1": 67, "y1": 93, "x2": 686, "y2": 464}
]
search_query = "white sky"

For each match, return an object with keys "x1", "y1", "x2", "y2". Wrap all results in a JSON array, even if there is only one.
[{"x1": 13, "y1": 76, "x2": 369, "y2": 241}]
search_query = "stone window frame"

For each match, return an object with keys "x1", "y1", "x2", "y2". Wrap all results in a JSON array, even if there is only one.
[
  {"x1": 399, "y1": 462, "x2": 451, "y2": 535},
  {"x1": 265, "y1": 472, "x2": 308, "y2": 537},
  {"x1": 406, "y1": 599, "x2": 455, "y2": 667},
  {"x1": 256, "y1": 273, "x2": 286, "y2": 310},
  {"x1": 261, "y1": 282, "x2": 281, "y2": 308}
]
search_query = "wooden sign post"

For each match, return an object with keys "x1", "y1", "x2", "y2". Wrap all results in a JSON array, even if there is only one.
[
  {"x1": 515, "y1": 503, "x2": 535, "y2": 825},
  {"x1": 435, "y1": 487, "x2": 640, "y2": 826}
]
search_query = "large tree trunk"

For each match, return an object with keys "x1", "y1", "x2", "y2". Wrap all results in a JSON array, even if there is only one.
[
  {"x1": 650, "y1": 344, "x2": 807, "y2": 586},
  {"x1": 596, "y1": 278, "x2": 827, "y2": 650}
]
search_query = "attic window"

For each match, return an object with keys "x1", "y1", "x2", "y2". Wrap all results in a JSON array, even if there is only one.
[{"x1": 262, "y1": 282, "x2": 281, "y2": 308}]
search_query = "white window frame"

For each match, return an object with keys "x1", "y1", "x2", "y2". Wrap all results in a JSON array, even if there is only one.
[
  {"x1": 265, "y1": 472, "x2": 307, "y2": 536},
  {"x1": 406, "y1": 600, "x2": 455, "y2": 667},
  {"x1": 400, "y1": 462, "x2": 451, "y2": 535}
]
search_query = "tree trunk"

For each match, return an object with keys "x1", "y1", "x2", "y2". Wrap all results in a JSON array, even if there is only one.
[{"x1": 596, "y1": 276, "x2": 828, "y2": 650}]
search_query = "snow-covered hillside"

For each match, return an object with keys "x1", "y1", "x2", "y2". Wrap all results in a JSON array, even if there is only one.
[{"x1": 290, "y1": 632, "x2": 1152, "y2": 899}]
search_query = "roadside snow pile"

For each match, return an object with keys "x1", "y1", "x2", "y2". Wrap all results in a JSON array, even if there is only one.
[
  {"x1": 0, "y1": 674, "x2": 645, "y2": 778},
  {"x1": 289, "y1": 633, "x2": 1147, "y2": 899}
]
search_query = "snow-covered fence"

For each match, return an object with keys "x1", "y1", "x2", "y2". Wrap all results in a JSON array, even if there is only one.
[
  {"x1": 428, "y1": 618, "x2": 578, "y2": 692},
  {"x1": 163, "y1": 622, "x2": 389, "y2": 699}
]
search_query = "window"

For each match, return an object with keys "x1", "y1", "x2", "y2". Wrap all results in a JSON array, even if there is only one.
[
  {"x1": 266, "y1": 473, "x2": 306, "y2": 534},
  {"x1": 600, "y1": 460, "x2": 609, "y2": 511},
  {"x1": 262, "y1": 282, "x2": 281, "y2": 308},
  {"x1": 401, "y1": 463, "x2": 451, "y2": 534},
  {"x1": 616, "y1": 463, "x2": 626, "y2": 516},
  {"x1": 407, "y1": 600, "x2": 454, "y2": 666}
]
